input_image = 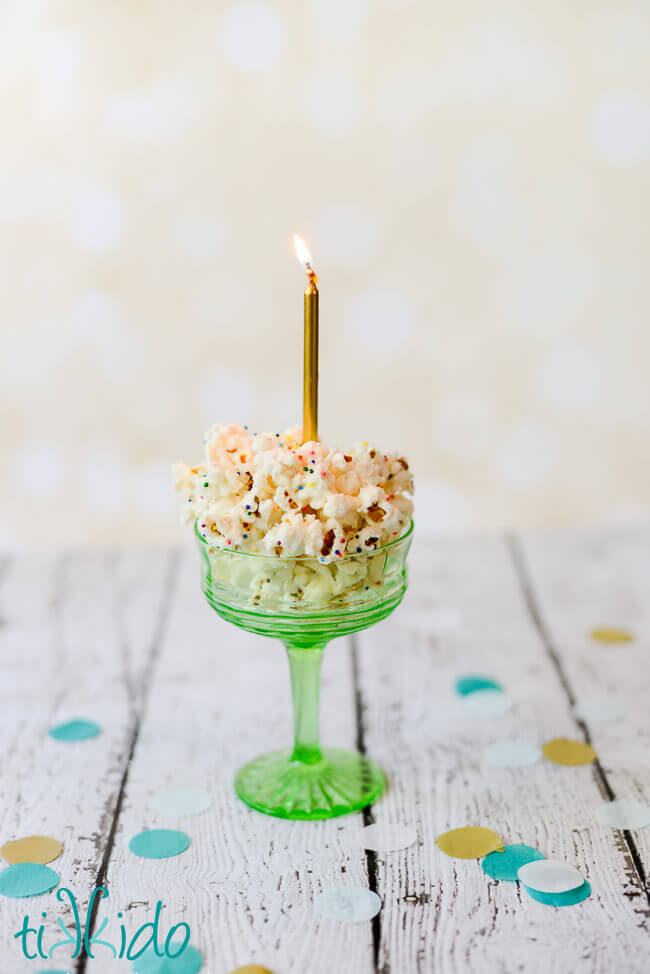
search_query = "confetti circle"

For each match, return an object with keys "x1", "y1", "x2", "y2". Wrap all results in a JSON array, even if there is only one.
[
  {"x1": 523, "y1": 880, "x2": 591, "y2": 907},
  {"x1": 128, "y1": 829, "x2": 190, "y2": 860},
  {"x1": 132, "y1": 942, "x2": 202, "y2": 973},
  {"x1": 573, "y1": 695, "x2": 624, "y2": 724},
  {"x1": 1, "y1": 835, "x2": 63, "y2": 865},
  {"x1": 517, "y1": 859, "x2": 584, "y2": 894},
  {"x1": 151, "y1": 788, "x2": 212, "y2": 818},
  {"x1": 229, "y1": 967, "x2": 275, "y2": 974},
  {"x1": 314, "y1": 888, "x2": 382, "y2": 923},
  {"x1": 436, "y1": 826, "x2": 504, "y2": 859},
  {"x1": 484, "y1": 740, "x2": 542, "y2": 768},
  {"x1": 482, "y1": 844, "x2": 545, "y2": 882},
  {"x1": 542, "y1": 738, "x2": 597, "y2": 766},
  {"x1": 49, "y1": 718, "x2": 101, "y2": 742},
  {"x1": 356, "y1": 823, "x2": 417, "y2": 852},
  {"x1": 461, "y1": 689, "x2": 512, "y2": 717},
  {"x1": 594, "y1": 799, "x2": 650, "y2": 830},
  {"x1": 455, "y1": 675, "x2": 503, "y2": 696},
  {"x1": 0, "y1": 863, "x2": 59, "y2": 898},
  {"x1": 590, "y1": 627, "x2": 633, "y2": 644}
]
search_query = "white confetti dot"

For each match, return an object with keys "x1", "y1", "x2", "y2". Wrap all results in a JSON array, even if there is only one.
[
  {"x1": 573, "y1": 695, "x2": 624, "y2": 725},
  {"x1": 80, "y1": 448, "x2": 127, "y2": 514},
  {"x1": 587, "y1": 91, "x2": 650, "y2": 165},
  {"x1": 14, "y1": 444, "x2": 65, "y2": 499},
  {"x1": 485, "y1": 740, "x2": 542, "y2": 768},
  {"x1": 152, "y1": 788, "x2": 212, "y2": 818},
  {"x1": 345, "y1": 286, "x2": 416, "y2": 357},
  {"x1": 518, "y1": 859, "x2": 584, "y2": 894},
  {"x1": 171, "y1": 211, "x2": 228, "y2": 262},
  {"x1": 355, "y1": 823, "x2": 417, "y2": 852},
  {"x1": 594, "y1": 799, "x2": 650, "y2": 831},
  {"x1": 314, "y1": 888, "x2": 381, "y2": 923},
  {"x1": 461, "y1": 689, "x2": 512, "y2": 718},
  {"x1": 70, "y1": 187, "x2": 126, "y2": 253},
  {"x1": 219, "y1": 2, "x2": 288, "y2": 73},
  {"x1": 313, "y1": 203, "x2": 381, "y2": 268},
  {"x1": 496, "y1": 420, "x2": 557, "y2": 489},
  {"x1": 199, "y1": 370, "x2": 258, "y2": 426},
  {"x1": 301, "y1": 70, "x2": 361, "y2": 134},
  {"x1": 537, "y1": 344, "x2": 601, "y2": 410}
]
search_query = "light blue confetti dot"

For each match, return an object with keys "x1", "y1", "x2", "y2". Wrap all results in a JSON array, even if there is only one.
[
  {"x1": 0, "y1": 863, "x2": 59, "y2": 898},
  {"x1": 131, "y1": 942, "x2": 202, "y2": 973},
  {"x1": 314, "y1": 887, "x2": 382, "y2": 923},
  {"x1": 455, "y1": 675, "x2": 503, "y2": 696},
  {"x1": 462, "y1": 688, "x2": 512, "y2": 717},
  {"x1": 128, "y1": 829, "x2": 190, "y2": 860},
  {"x1": 49, "y1": 719, "x2": 101, "y2": 742},
  {"x1": 524, "y1": 880, "x2": 591, "y2": 907},
  {"x1": 482, "y1": 844, "x2": 545, "y2": 881}
]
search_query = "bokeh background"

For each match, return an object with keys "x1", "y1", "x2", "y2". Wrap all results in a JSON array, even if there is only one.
[{"x1": 2, "y1": 1, "x2": 649, "y2": 547}]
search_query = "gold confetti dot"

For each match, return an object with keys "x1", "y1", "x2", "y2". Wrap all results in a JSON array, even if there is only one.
[
  {"x1": 435, "y1": 826, "x2": 504, "y2": 859},
  {"x1": 1, "y1": 835, "x2": 63, "y2": 865},
  {"x1": 229, "y1": 967, "x2": 275, "y2": 974},
  {"x1": 542, "y1": 737, "x2": 597, "y2": 766},
  {"x1": 590, "y1": 627, "x2": 633, "y2": 644}
]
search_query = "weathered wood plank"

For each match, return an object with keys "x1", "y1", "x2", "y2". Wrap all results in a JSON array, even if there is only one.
[
  {"x1": 356, "y1": 535, "x2": 649, "y2": 974},
  {"x1": 516, "y1": 526, "x2": 650, "y2": 874},
  {"x1": 97, "y1": 547, "x2": 375, "y2": 974},
  {"x1": 0, "y1": 550, "x2": 174, "y2": 972}
]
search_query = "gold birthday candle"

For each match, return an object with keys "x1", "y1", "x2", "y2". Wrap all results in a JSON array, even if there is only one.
[{"x1": 294, "y1": 234, "x2": 319, "y2": 443}]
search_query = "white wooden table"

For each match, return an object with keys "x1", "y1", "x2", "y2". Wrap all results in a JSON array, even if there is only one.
[{"x1": 1, "y1": 528, "x2": 649, "y2": 973}]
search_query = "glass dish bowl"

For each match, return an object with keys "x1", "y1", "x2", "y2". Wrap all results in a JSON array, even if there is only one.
[{"x1": 195, "y1": 519, "x2": 413, "y2": 819}]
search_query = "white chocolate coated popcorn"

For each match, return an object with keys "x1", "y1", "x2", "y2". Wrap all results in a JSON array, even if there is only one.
[{"x1": 174, "y1": 423, "x2": 413, "y2": 564}]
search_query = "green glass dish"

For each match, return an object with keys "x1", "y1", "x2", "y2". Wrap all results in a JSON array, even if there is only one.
[{"x1": 195, "y1": 520, "x2": 413, "y2": 819}]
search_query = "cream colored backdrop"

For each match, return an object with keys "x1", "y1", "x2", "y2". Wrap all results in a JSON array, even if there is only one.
[{"x1": 2, "y1": 1, "x2": 649, "y2": 546}]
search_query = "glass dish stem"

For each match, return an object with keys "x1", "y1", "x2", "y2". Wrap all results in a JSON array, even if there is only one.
[{"x1": 287, "y1": 642, "x2": 325, "y2": 765}]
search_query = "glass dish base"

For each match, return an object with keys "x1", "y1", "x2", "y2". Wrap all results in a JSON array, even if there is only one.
[{"x1": 234, "y1": 747, "x2": 385, "y2": 820}]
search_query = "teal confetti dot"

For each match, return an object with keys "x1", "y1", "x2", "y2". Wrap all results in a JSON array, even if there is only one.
[
  {"x1": 455, "y1": 675, "x2": 503, "y2": 696},
  {"x1": 482, "y1": 844, "x2": 545, "y2": 881},
  {"x1": 128, "y1": 829, "x2": 190, "y2": 860},
  {"x1": 49, "y1": 718, "x2": 101, "y2": 742},
  {"x1": 0, "y1": 863, "x2": 59, "y2": 898},
  {"x1": 524, "y1": 880, "x2": 591, "y2": 907},
  {"x1": 132, "y1": 942, "x2": 202, "y2": 973}
]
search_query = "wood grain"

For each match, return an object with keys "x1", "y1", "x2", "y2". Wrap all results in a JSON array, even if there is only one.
[
  {"x1": 516, "y1": 526, "x2": 650, "y2": 880},
  {"x1": 96, "y1": 548, "x2": 375, "y2": 974},
  {"x1": 2, "y1": 531, "x2": 649, "y2": 973},
  {"x1": 0, "y1": 549, "x2": 175, "y2": 971},
  {"x1": 355, "y1": 535, "x2": 650, "y2": 974}
]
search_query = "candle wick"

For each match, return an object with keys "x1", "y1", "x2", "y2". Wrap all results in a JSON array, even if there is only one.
[{"x1": 306, "y1": 265, "x2": 318, "y2": 286}]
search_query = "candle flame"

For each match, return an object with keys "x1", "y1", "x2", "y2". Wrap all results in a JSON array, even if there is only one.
[{"x1": 293, "y1": 234, "x2": 313, "y2": 269}]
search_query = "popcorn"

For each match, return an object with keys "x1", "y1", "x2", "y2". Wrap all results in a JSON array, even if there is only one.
[{"x1": 174, "y1": 423, "x2": 413, "y2": 565}]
